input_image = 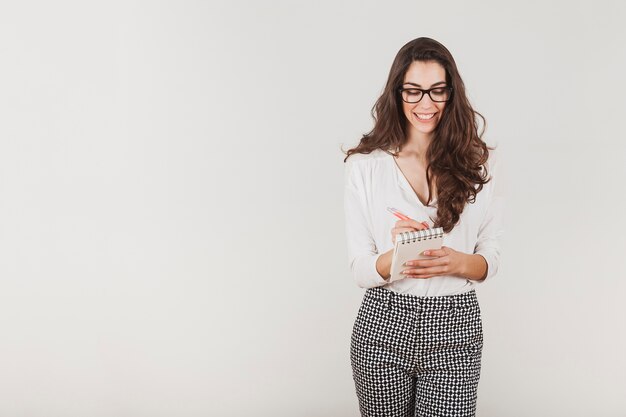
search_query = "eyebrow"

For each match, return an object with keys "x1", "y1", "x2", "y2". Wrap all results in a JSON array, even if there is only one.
[{"x1": 402, "y1": 81, "x2": 447, "y2": 88}]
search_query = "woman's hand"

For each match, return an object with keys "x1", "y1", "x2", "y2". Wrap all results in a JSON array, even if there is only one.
[
  {"x1": 376, "y1": 219, "x2": 430, "y2": 280},
  {"x1": 401, "y1": 246, "x2": 467, "y2": 279},
  {"x1": 390, "y1": 219, "x2": 429, "y2": 245}
]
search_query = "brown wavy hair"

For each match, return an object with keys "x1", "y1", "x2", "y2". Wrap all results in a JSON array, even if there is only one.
[{"x1": 343, "y1": 37, "x2": 494, "y2": 233}]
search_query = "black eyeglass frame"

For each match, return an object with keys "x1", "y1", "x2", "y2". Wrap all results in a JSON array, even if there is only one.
[{"x1": 397, "y1": 86, "x2": 454, "y2": 103}]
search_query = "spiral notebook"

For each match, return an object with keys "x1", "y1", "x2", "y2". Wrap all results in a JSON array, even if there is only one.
[{"x1": 389, "y1": 227, "x2": 445, "y2": 283}]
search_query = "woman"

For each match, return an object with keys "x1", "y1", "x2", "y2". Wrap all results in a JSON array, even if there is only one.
[{"x1": 343, "y1": 37, "x2": 503, "y2": 417}]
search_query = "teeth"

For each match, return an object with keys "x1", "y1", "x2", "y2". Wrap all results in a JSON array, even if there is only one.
[{"x1": 416, "y1": 113, "x2": 435, "y2": 120}]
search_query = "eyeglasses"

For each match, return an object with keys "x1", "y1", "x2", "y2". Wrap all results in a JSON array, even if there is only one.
[{"x1": 398, "y1": 86, "x2": 453, "y2": 103}]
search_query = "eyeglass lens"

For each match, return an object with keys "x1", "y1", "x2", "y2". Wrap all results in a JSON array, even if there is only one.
[{"x1": 402, "y1": 88, "x2": 450, "y2": 103}]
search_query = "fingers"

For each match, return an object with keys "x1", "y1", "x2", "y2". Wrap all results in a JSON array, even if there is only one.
[
  {"x1": 402, "y1": 265, "x2": 450, "y2": 279},
  {"x1": 390, "y1": 219, "x2": 430, "y2": 244},
  {"x1": 422, "y1": 247, "x2": 448, "y2": 257},
  {"x1": 404, "y1": 257, "x2": 447, "y2": 268},
  {"x1": 401, "y1": 257, "x2": 450, "y2": 278},
  {"x1": 394, "y1": 219, "x2": 429, "y2": 230}
]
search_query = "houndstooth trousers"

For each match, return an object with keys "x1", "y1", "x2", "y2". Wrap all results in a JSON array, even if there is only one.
[{"x1": 350, "y1": 287, "x2": 483, "y2": 417}]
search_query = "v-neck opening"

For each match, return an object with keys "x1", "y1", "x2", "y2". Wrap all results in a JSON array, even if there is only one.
[{"x1": 389, "y1": 153, "x2": 437, "y2": 208}]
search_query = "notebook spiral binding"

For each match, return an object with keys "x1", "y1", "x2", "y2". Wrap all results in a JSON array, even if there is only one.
[{"x1": 398, "y1": 227, "x2": 444, "y2": 244}]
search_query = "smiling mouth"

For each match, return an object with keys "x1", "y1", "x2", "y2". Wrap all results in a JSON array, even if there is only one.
[{"x1": 414, "y1": 112, "x2": 436, "y2": 120}]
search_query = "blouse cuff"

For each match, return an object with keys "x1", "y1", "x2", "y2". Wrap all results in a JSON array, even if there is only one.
[{"x1": 352, "y1": 253, "x2": 389, "y2": 288}]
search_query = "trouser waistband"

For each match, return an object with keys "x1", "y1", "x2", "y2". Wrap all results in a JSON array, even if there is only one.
[{"x1": 364, "y1": 286, "x2": 478, "y2": 310}]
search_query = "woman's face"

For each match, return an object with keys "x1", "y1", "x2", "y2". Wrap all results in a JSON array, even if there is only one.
[{"x1": 400, "y1": 60, "x2": 448, "y2": 139}]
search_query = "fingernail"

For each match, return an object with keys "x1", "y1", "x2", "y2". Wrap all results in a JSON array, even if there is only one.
[{"x1": 423, "y1": 251, "x2": 430, "y2": 256}]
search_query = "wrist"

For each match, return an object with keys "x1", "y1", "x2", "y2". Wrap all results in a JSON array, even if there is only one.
[
  {"x1": 457, "y1": 252, "x2": 470, "y2": 278},
  {"x1": 376, "y1": 250, "x2": 393, "y2": 280},
  {"x1": 475, "y1": 254, "x2": 488, "y2": 281},
  {"x1": 463, "y1": 253, "x2": 488, "y2": 281}
]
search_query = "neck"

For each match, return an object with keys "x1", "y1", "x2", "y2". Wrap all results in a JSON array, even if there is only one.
[{"x1": 398, "y1": 128, "x2": 432, "y2": 162}]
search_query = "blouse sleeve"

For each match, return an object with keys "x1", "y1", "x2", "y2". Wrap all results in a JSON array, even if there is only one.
[
  {"x1": 344, "y1": 159, "x2": 389, "y2": 288},
  {"x1": 473, "y1": 150, "x2": 505, "y2": 282}
]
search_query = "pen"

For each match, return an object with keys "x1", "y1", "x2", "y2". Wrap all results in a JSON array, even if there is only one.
[{"x1": 387, "y1": 207, "x2": 429, "y2": 229}]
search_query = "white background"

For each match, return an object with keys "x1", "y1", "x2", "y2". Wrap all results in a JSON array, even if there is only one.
[{"x1": 1, "y1": 1, "x2": 625, "y2": 416}]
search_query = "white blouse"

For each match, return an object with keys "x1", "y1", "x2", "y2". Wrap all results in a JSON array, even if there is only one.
[{"x1": 343, "y1": 148, "x2": 503, "y2": 296}]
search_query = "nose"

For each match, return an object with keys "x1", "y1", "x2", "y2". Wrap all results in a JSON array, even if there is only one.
[{"x1": 416, "y1": 93, "x2": 435, "y2": 108}]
